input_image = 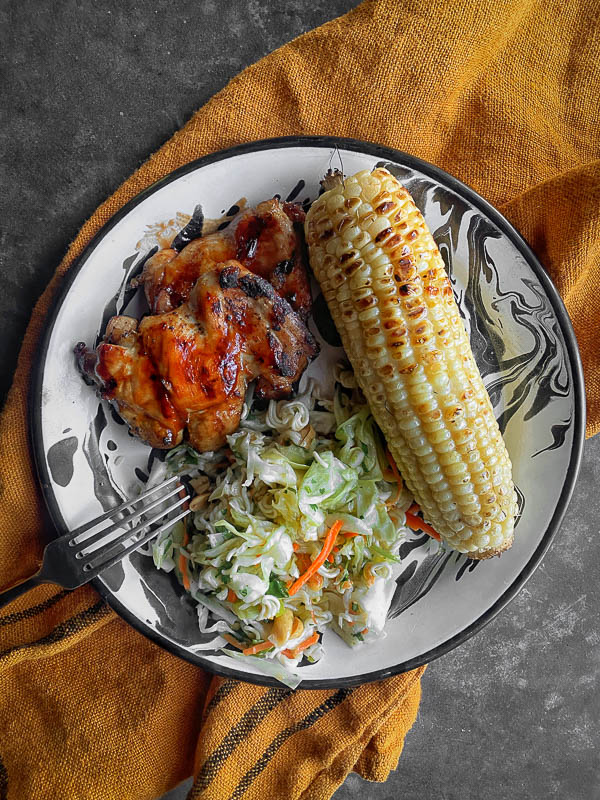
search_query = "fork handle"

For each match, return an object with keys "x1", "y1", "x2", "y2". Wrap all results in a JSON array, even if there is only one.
[{"x1": 0, "y1": 573, "x2": 46, "y2": 611}]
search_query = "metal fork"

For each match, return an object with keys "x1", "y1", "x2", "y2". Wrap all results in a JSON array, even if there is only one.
[{"x1": 0, "y1": 475, "x2": 190, "y2": 610}]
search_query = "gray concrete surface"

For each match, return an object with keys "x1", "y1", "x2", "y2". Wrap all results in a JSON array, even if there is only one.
[{"x1": 2, "y1": 1, "x2": 598, "y2": 798}]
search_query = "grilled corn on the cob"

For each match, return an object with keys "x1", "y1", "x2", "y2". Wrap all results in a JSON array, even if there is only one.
[{"x1": 305, "y1": 168, "x2": 517, "y2": 558}]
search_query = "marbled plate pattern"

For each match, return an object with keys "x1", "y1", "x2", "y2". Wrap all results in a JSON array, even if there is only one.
[{"x1": 31, "y1": 138, "x2": 584, "y2": 687}]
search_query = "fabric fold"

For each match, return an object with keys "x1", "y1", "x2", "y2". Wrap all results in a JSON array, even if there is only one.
[
  {"x1": 189, "y1": 668, "x2": 424, "y2": 800},
  {"x1": 1, "y1": 0, "x2": 598, "y2": 797}
]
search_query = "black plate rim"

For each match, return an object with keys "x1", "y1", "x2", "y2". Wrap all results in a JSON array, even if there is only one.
[{"x1": 29, "y1": 135, "x2": 586, "y2": 689}]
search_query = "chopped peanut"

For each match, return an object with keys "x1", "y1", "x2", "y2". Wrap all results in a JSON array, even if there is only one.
[
  {"x1": 307, "y1": 573, "x2": 323, "y2": 591},
  {"x1": 298, "y1": 424, "x2": 316, "y2": 449},
  {"x1": 189, "y1": 493, "x2": 209, "y2": 512},
  {"x1": 189, "y1": 475, "x2": 211, "y2": 511},
  {"x1": 363, "y1": 563, "x2": 376, "y2": 586},
  {"x1": 190, "y1": 475, "x2": 210, "y2": 494},
  {"x1": 290, "y1": 616, "x2": 304, "y2": 640},
  {"x1": 272, "y1": 609, "x2": 294, "y2": 646}
]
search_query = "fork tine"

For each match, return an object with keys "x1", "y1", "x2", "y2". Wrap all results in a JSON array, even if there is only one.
[
  {"x1": 68, "y1": 474, "x2": 180, "y2": 537},
  {"x1": 71, "y1": 484, "x2": 184, "y2": 549},
  {"x1": 78, "y1": 492, "x2": 190, "y2": 564},
  {"x1": 84, "y1": 503, "x2": 191, "y2": 577}
]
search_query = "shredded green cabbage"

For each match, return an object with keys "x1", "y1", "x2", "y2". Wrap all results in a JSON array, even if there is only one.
[{"x1": 152, "y1": 374, "x2": 413, "y2": 686}]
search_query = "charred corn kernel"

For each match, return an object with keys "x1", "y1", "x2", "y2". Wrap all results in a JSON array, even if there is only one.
[
  {"x1": 290, "y1": 616, "x2": 304, "y2": 639},
  {"x1": 272, "y1": 608, "x2": 294, "y2": 646},
  {"x1": 308, "y1": 573, "x2": 323, "y2": 591},
  {"x1": 306, "y1": 168, "x2": 517, "y2": 558}
]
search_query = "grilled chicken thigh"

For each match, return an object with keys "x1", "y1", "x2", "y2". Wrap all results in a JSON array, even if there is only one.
[
  {"x1": 135, "y1": 199, "x2": 312, "y2": 320},
  {"x1": 76, "y1": 261, "x2": 318, "y2": 451},
  {"x1": 76, "y1": 315, "x2": 185, "y2": 449}
]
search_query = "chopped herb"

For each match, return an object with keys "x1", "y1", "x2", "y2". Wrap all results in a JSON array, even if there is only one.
[
  {"x1": 353, "y1": 631, "x2": 364, "y2": 642},
  {"x1": 255, "y1": 645, "x2": 275, "y2": 658},
  {"x1": 268, "y1": 576, "x2": 290, "y2": 598},
  {"x1": 352, "y1": 602, "x2": 359, "y2": 612},
  {"x1": 166, "y1": 443, "x2": 201, "y2": 467},
  {"x1": 217, "y1": 559, "x2": 233, "y2": 583},
  {"x1": 274, "y1": 600, "x2": 286, "y2": 617},
  {"x1": 370, "y1": 543, "x2": 402, "y2": 563}
]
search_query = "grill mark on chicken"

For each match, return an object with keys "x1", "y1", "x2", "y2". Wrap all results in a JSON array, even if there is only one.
[
  {"x1": 238, "y1": 274, "x2": 270, "y2": 299},
  {"x1": 137, "y1": 198, "x2": 312, "y2": 320},
  {"x1": 77, "y1": 260, "x2": 318, "y2": 452},
  {"x1": 235, "y1": 214, "x2": 266, "y2": 262},
  {"x1": 219, "y1": 264, "x2": 240, "y2": 290},
  {"x1": 273, "y1": 259, "x2": 295, "y2": 277}
]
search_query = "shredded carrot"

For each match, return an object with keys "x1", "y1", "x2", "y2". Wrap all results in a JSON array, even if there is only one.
[
  {"x1": 361, "y1": 628, "x2": 369, "y2": 635},
  {"x1": 222, "y1": 633, "x2": 245, "y2": 651},
  {"x1": 385, "y1": 482, "x2": 403, "y2": 508},
  {"x1": 385, "y1": 448, "x2": 403, "y2": 485},
  {"x1": 407, "y1": 502, "x2": 420, "y2": 515},
  {"x1": 326, "y1": 548, "x2": 341, "y2": 563},
  {"x1": 282, "y1": 632, "x2": 319, "y2": 659},
  {"x1": 380, "y1": 448, "x2": 396, "y2": 482},
  {"x1": 227, "y1": 588, "x2": 237, "y2": 603},
  {"x1": 292, "y1": 542, "x2": 300, "y2": 552},
  {"x1": 179, "y1": 519, "x2": 191, "y2": 591},
  {"x1": 242, "y1": 640, "x2": 274, "y2": 656},
  {"x1": 179, "y1": 555, "x2": 191, "y2": 591},
  {"x1": 405, "y1": 511, "x2": 441, "y2": 541},
  {"x1": 383, "y1": 448, "x2": 405, "y2": 507},
  {"x1": 342, "y1": 531, "x2": 361, "y2": 538},
  {"x1": 288, "y1": 520, "x2": 343, "y2": 596}
]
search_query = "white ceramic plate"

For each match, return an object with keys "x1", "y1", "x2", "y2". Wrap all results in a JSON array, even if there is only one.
[{"x1": 31, "y1": 137, "x2": 585, "y2": 687}]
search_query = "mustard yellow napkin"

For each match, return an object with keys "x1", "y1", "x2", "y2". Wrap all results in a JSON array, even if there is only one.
[{"x1": 1, "y1": 0, "x2": 598, "y2": 797}]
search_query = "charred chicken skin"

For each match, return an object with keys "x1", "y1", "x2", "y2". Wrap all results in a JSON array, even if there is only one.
[
  {"x1": 135, "y1": 198, "x2": 312, "y2": 320},
  {"x1": 76, "y1": 261, "x2": 318, "y2": 451}
]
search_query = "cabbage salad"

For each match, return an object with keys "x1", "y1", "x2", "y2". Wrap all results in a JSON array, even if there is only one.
[{"x1": 151, "y1": 367, "x2": 413, "y2": 687}]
